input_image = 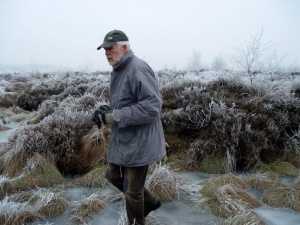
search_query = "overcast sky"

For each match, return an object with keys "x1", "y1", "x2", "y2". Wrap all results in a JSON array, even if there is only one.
[{"x1": 0, "y1": 0, "x2": 299, "y2": 71}]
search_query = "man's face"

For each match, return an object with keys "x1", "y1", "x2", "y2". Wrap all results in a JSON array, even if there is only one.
[{"x1": 104, "y1": 44, "x2": 127, "y2": 66}]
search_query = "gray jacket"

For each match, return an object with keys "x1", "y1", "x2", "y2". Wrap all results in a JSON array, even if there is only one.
[{"x1": 108, "y1": 50, "x2": 166, "y2": 167}]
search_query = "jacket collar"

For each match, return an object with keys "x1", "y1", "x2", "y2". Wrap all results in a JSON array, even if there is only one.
[{"x1": 113, "y1": 50, "x2": 134, "y2": 72}]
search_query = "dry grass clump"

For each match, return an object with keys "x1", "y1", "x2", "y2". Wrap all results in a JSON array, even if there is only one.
[
  {"x1": 269, "y1": 161, "x2": 299, "y2": 177},
  {"x1": 262, "y1": 186, "x2": 300, "y2": 212},
  {"x1": 202, "y1": 184, "x2": 260, "y2": 218},
  {"x1": 161, "y1": 76, "x2": 300, "y2": 173},
  {"x1": 166, "y1": 152, "x2": 194, "y2": 171},
  {"x1": 252, "y1": 161, "x2": 299, "y2": 177},
  {"x1": 69, "y1": 193, "x2": 105, "y2": 224},
  {"x1": 11, "y1": 188, "x2": 68, "y2": 217},
  {"x1": 3, "y1": 109, "x2": 96, "y2": 175},
  {"x1": 71, "y1": 165, "x2": 109, "y2": 188},
  {"x1": 200, "y1": 182, "x2": 262, "y2": 223},
  {"x1": 26, "y1": 100, "x2": 59, "y2": 124},
  {"x1": 0, "y1": 196, "x2": 42, "y2": 225},
  {"x1": 0, "y1": 123, "x2": 10, "y2": 131},
  {"x1": 0, "y1": 92, "x2": 17, "y2": 108},
  {"x1": 223, "y1": 211, "x2": 264, "y2": 225},
  {"x1": 199, "y1": 174, "x2": 264, "y2": 223},
  {"x1": 33, "y1": 188, "x2": 67, "y2": 217},
  {"x1": 200, "y1": 154, "x2": 227, "y2": 174},
  {"x1": 200, "y1": 174, "x2": 249, "y2": 195},
  {"x1": 0, "y1": 175, "x2": 13, "y2": 199},
  {"x1": 79, "y1": 126, "x2": 109, "y2": 171},
  {"x1": 146, "y1": 164, "x2": 178, "y2": 202},
  {"x1": 248, "y1": 172, "x2": 282, "y2": 189},
  {"x1": 1, "y1": 147, "x2": 27, "y2": 177},
  {"x1": 10, "y1": 154, "x2": 65, "y2": 192},
  {"x1": 292, "y1": 178, "x2": 300, "y2": 189}
]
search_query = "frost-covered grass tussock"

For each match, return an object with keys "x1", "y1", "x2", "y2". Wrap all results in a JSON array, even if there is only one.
[
  {"x1": 0, "y1": 70, "x2": 300, "y2": 224},
  {"x1": 146, "y1": 164, "x2": 178, "y2": 202},
  {"x1": 69, "y1": 193, "x2": 105, "y2": 224}
]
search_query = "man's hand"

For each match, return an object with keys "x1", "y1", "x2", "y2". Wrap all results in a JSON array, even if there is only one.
[
  {"x1": 92, "y1": 109, "x2": 102, "y2": 129},
  {"x1": 98, "y1": 105, "x2": 114, "y2": 125}
]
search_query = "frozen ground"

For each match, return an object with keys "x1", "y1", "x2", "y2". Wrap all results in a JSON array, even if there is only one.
[
  {"x1": 0, "y1": 121, "x2": 21, "y2": 143},
  {"x1": 1, "y1": 109, "x2": 300, "y2": 224},
  {"x1": 29, "y1": 171, "x2": 300, "y2": 224}
]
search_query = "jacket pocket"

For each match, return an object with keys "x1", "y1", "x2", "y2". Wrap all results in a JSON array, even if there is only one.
[{"x1": 118, "y1": 127, "x2": 140, "y2": 164}]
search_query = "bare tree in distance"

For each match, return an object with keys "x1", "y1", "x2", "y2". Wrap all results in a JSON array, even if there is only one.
[
  {"x1": 211, "y1": 56, "x2": 227, "y2": 71},
  {"x1": 186, "y1": 50, "x2": 202, "y2": 71},
  {"x1": 227, "y1": 27, "x2": 284, "y2": 82}
]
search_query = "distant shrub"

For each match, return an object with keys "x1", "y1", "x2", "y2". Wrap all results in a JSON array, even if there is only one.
[{"x1": 15, "y1": 93, "x2": 47, "y2": 111}]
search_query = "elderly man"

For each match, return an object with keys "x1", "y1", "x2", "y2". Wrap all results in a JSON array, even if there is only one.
[{"x1": 92, "y1": 29, "x2": 166, "y2": 225}]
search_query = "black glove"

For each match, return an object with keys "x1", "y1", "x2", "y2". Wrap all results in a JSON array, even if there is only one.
[
  {"x1": 98, "y1": 105, "x2": 114, "y2": 125},
  {"x1": 92, "y1": 109, "x2": 102, "y2": 129}
]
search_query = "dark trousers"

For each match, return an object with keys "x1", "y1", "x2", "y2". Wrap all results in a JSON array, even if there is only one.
[{"x1": 105, "y1": 163, "x2": 155, "y2": 225}]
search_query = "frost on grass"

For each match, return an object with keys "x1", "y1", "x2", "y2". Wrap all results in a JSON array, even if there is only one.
[
  {"x1": 199, "y1": 175, "x2": 263, "y2": 224},
  {"x1": 0, "y1": 153, "x2": 64, "y2": 199},
  {"x1": 262, "y1": 186, "x2": 300, "y2": 212},
  {"x1": 251, "y1": 160, "x2": 299, "y2": 177},
  {"x1": 71, "y1": 165, "x2": 109, "y2": 188},
  {"x1": 160, "y1": 74, "x2": 300, "y2": 173},
  {"x1": 146, "y1": 164, "x2": 178, "y2": 202},
  {"x1": 69, "y1": 193, "x2": 105, "y2": 224},
  {"x1": 248, "y1": 172, "x2": 282, "y2": 189},
  {"x1": 117, "y1": 205, "x2": 162, "y2": 225},
  {"x1": 11, "y1": 187, "x2": 68, "y2": 217},
  {"x1": 0, "y1": 196, "x2": 42, "y2": 225},
  {"x1": 2, "y1": 108, "x2": 101, "y2": 175},
  {"x1": 8, "y1": 153, "x2": 64, "y2": 193}
]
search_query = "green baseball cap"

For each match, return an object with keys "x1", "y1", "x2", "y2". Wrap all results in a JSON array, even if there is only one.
[{"x1": 97, "y1": 30, "x2": 129, "y2": 50}]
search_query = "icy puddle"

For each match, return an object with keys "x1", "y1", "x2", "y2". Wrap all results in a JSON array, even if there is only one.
[
  {"x1": 0, "y1": 121, "x2": 22, "y2": 143},
  {"x1": 254, "y1": 207, "x2": 300, "y2": 225}
]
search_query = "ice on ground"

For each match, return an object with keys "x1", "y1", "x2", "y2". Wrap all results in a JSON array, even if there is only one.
[
  {"x1": 0, "y1": 121, "x2": 22, "y2": 143},
  {"x1": 254, "y1": 206, "x2": 300, "y2": 225}
]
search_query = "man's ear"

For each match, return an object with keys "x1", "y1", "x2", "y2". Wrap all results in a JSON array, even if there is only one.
[{"x1": 122, "y1": 44, "x2": 128, "y2": 53}]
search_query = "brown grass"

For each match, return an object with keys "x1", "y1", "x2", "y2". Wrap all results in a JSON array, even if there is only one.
[
  {"x1": 251, "y1": 160, "x2": 298, "y2": 177},
  {"x1": 1, "y1": 150, "x2": 26, "y2": 178},
  {"x1": 10, "y1": 154, "x2": 65, "y2": 192},
  {"x1": 71, "y1": 165, "x2": 109, "y2": 188},
  {"x1": 292, "y1": 178, "x2": 300, "y2": 189},
  {"x1": 208, "y1": 184, "x2": 260, "y2": 218},
  {"x1": 78, "y1": 126, "x2": 109, "y2": 171},
  {"x1": 223, "y1": 211, "x2": 265, "y2": 225},
  {"x1": 248, "y1": 172, "x2": 282, "y2": 189},
  {"x1": 269, "y1": 161, "x2": 299, "y2": 177},
  {"x1": 199, "y1": 174, "x2": 263, "y2": 222},
  {"x1": 69, "y1": 193, "x2": 105, "y2": 224},
  {"x1": 146, "y1": 164, "x2": 179, "y2": 202},
  {"x1": 166, "y1": 152, "x2": 193, "y2": 171},
  {"x1": 0, "y1": 176, "x2": 13, "y2": 200},
  {"x1": 201, "y1": 183, "x2": 260, "y2": 221},
  {"x1": 200, "y1": 155, "x2": 227, "y2": 174},
  {"x1": 200, "y1": 174, "x2": 249, "y2": 196},
  {"x1": 0, "y1": 123, "x2": 10, "y2": 131},
  {"x1": 262, "y1": 186, "x2": 300, "y2": 212},
  {"x1": 0, "y1": 196, "x2": 42, "y2": 225},
  {"x1": 35, "y1": 188, "x2": 68, "y2": 217}
]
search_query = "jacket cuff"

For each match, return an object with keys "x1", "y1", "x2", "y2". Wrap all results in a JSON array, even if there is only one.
[{"x1": 113, "y1": 109, "x2": 121, "y2": 122}]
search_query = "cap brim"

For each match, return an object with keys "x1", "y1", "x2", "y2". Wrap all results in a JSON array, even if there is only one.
[{"x1": 96, "y1": 41, "x2": 116, "y2": 50}]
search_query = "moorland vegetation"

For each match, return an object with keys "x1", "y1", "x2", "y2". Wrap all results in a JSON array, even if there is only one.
[{"x1": 0, "y1": 69, "x2": 299, "y2": 224}]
